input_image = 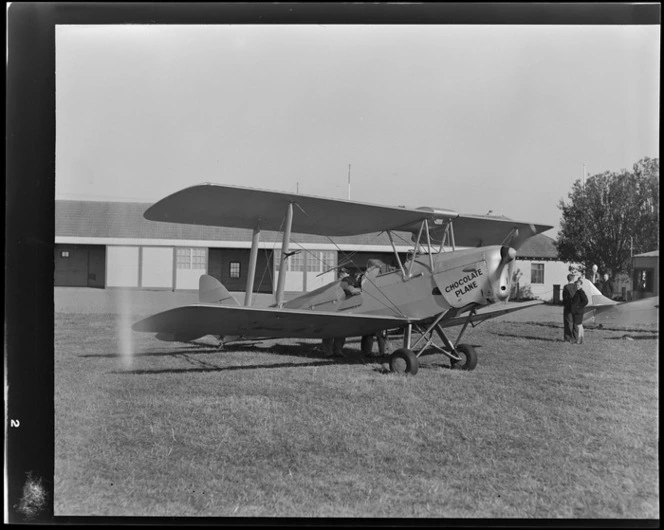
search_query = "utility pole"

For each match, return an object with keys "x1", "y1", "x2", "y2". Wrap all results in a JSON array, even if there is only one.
[
  {"x1": 582, "y1": 164, "x2": 587, "y2": 188},
  {"x1": 347, "y1": 164, "x2": 351, "y2": 200}
]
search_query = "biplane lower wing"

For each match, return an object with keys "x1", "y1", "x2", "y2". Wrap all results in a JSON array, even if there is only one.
[
  {"x1": 437, "y1": 300, "x2": 545, "y2": 328},
  {"x1": 132, "y1": 304, "x2": 411, "y2": 339}
]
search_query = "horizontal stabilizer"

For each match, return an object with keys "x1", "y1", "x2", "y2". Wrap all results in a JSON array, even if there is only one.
[
  {"x1": 199, "y1": 274, "x2": 239, "y2": 305},
  {"x1": 587, "y1": 296, "x2": 659, "y2": 327},
  {"x1": 578, "y1": 278, "x2": 618, "y2": 309}
]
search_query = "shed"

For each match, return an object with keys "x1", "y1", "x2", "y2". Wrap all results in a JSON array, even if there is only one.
[{"x1": 632, "y1": 250, "x2": 659, "y2": 300}]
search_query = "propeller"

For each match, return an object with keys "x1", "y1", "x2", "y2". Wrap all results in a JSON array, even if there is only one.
[{"x1": 500, "y1": 245, "x2": 517, "y2": 264}]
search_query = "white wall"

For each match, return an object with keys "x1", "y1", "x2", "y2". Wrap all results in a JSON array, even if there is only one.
[
  {"x1": 107, "y1": 246, "x2": 139, "y2": 287},
  {"x1": 513, "y1": 260, "x2": 571, "y2": 302},
  {"x1": 176, "y1": 269, "x2": 206, "y2": 290},
  {"x1": 141, "y1": 247, "x2": 174, "y2": 289}
]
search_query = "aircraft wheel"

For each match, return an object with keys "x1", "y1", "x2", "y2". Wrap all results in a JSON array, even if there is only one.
[
  {"x1": 361, "y1": 335, "x2": 374, "y2": 356},
  {"x1": 450, "y1": 344, "x2": 478, "y2": 371},
  {"x1": 389, "y1": 348, "x2": 419, "y2": 375}
]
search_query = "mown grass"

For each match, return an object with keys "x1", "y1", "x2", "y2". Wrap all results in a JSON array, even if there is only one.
[{"x1": 54, "y1": 312, "x2": 659, "y2": 518}]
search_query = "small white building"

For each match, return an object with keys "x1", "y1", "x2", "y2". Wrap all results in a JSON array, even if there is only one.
[{"x1": 512, "y1": 234, "x2": 571, "y2": 303}]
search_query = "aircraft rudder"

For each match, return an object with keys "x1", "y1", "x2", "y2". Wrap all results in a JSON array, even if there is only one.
[{"x1": 199, "y1": 274, "x2": 239, "y2": 305}]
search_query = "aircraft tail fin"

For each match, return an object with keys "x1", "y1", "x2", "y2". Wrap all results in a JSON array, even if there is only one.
[
  {"x1": 199, "y1": 274, "x2": 239, "y2": 305},
  {"x1": 579, "y1": 278, "x2": 618, "y2": 307}
]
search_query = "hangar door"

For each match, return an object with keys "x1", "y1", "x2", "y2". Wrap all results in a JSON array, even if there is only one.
[{"x1": 54, "y1": 245, "x2": 106, "y2": 287}]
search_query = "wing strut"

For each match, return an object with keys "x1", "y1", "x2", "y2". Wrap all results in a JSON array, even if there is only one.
[
  {"x1": 275, "y1": 202, "x2": 294, "y2": 307},
  {"x1": 244, "y1": 223, "x2": 261, "y2": 306},
  {"x1": 387, "y1": 231, "x2": 407, "y2": 279}
]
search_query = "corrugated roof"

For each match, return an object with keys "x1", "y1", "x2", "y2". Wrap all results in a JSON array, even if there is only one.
[{"x1": 55, "y1": 200, "x2": 560, "y2": 259}]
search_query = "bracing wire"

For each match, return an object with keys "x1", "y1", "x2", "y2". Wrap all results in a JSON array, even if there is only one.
[{"x1": 292, "y1": 202, "x2": 409, "y2": 318}]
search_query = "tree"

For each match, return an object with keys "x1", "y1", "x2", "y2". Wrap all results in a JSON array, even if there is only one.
[{"x1": 555, "y1": 157, "x2": 659, "y2": 280}]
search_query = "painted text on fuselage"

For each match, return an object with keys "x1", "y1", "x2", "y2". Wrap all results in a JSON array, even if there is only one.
[{"x1": 445, "y1": 269, "x2": 483, "y2": 298}]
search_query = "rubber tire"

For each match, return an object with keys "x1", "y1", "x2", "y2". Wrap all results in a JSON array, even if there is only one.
[
  {"x1": 389, "y1": 348, "x2": 419, "y2": 375},
  {"x1": 450, "y1": 344, "x2": 478, "y2": 371},
  {"x1": 361, "y1": 335, "x2": 374, "y2": 356}
]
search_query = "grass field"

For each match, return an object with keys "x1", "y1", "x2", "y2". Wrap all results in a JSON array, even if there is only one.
[{"x1": 54, "y1": 310, "x2": 659, "y2": 518}]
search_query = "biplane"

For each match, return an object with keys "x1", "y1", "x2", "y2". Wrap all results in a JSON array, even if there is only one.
[{"x1": 132, "y1": 183, "x2": 554, "y2": 375}]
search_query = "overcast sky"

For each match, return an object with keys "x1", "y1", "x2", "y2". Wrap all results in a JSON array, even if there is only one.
[{"x1": 55, "y1": 24, "x2": 660, "y2": 236}]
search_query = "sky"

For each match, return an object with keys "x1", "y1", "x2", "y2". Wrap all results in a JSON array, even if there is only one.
[{"x1": 55, "y1": 24, "x2": 660, "y2": 237}]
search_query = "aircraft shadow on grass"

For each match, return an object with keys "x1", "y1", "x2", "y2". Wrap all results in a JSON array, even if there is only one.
[
  {"x1": 491, "y1": 330, "x2": 657, "y2": 342},
  {"x1": 489, "y1": 332, "x2": 563, "y2": 343},
  {"x1": 105, "y1": 341, "x2": 460, "y2": 375},
  {"x1": 111, "y1": 356, "x2": 383, "y2": 375},
  {"x1": 606, "y1": 334, "x2": 658, "y2": 341}
]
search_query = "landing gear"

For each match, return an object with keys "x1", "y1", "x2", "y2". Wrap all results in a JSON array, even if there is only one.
[
  {"x1": 361, "y1": 335, "x2": 374, "y2": 356},
  {"x1": 450, "y1": 344, "x2": 478, "y2": 371},
  {"x1": 396, "y1": 310, "x2": 480, "y2": 373},
  {"x1": 389, "y1": 348, "x2": 419, "y2": 375}
]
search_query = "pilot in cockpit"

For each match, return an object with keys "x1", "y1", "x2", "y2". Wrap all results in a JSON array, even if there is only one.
[{"x1": 339, "y1": 269, "x2": 362, "y2": 297}]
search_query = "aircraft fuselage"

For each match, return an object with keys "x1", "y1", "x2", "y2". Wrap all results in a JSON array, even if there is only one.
[{"x1": 284, "y1": 245, "x2": 516, "y2": 321}]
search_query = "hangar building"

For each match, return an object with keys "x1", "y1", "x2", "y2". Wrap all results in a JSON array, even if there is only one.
[
  {"x1": 55, "y1": 200, "x2": 566, "y2": 300},
  {"x1": 54, "y1": 200, "x2": 409, "y2": 294}
]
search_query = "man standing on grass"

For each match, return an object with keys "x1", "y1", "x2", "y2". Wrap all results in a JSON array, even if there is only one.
[
  {"x1": 599, "y1": 273, "x2": 614, "y2": 299},
  {"x1": 562, "y1": 273, "x2": 578, "y2": 342},
  {"x1": 570, "y1": 278, "x2": 589, "y2": 344}
]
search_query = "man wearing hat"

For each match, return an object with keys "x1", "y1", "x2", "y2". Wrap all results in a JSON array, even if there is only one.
[{"x1": 562, "y1": 273, "x2": 578, "y2": 342}]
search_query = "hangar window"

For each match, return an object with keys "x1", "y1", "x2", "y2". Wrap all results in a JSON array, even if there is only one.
[
  {"x1": 306, "y1": 252, "x2": 321, "y2": 272},
  {"x1": 61, "y1": 251, "x2": 70, "y2": 258},
  {"x1": 306, "y1": 251, "x2": 336, "y2": 273},
  {"x1": 191, "y1": 248, "x2": 206, "y2": 268},
  {"x1": 229, "y1": 261, "x2": 241, "y2": 279},
  {"x1": 531, "y1": 263, "x2": 544, "y2": 284},
  {"x1": 321, "y1": 251, "x2": 336, "y2": 271},
  {"x1": 177, "y1": 248, "x2": 207, "y2": 269},
  {"x1": 289, "y1": 252, "x2": 305, "y2": 272}
]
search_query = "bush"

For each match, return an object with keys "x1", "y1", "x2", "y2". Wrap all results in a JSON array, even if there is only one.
[{"x1": 510, "y1": 269, "x2": 535, "y2": 300}]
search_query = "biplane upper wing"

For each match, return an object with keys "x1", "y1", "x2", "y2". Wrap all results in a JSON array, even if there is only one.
[
  {"x1": 424, "y1": 213, "x2": 553, "y2": 250},
  {"x1": 144, "y1": 183, "x2": 446, "y2": 236},
  {"x1": 144, "y1": 183, "x2": 552, "y2": 245},
  {"x1": 132, "y1": 304, "x2": 411, "y2": 339},
  {"x1": 437, "y1": 300, "x2": 545, "y2": 328}
]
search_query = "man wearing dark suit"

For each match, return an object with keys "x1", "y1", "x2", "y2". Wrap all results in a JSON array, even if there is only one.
[
  {"x1": 599, "y1": 273, "x2": 614, "y2": 299},
  {"x1": 570, "y1": 279, "x2": 589, "y2": 344},
  {"x1": 562, "y1": 273, "x2": 578, "y2": 342}
]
